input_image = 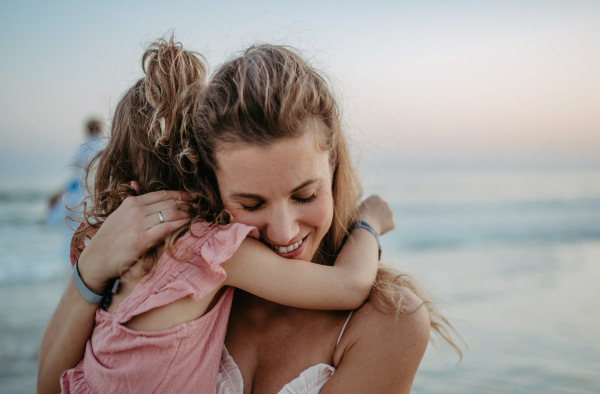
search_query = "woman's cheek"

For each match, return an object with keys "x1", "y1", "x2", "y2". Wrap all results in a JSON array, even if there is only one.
[{"x1": 303, "y1": 194, "x2": 333, "y2": 233}]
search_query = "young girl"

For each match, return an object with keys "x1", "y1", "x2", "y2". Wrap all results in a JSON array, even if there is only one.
[{"x1": 60, "y1": 38, "x2": 392, "y2": 393}]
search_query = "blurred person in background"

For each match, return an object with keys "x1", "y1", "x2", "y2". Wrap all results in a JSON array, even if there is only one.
[{"x1": 46, "y1": 119, "x2": 105, "y2": 263}]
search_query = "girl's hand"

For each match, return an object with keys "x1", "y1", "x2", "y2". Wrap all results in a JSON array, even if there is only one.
[
  {"x1": 77, "y1": 181, "x2": 197, "y2": 294},
  {"x1": 356, "y1": 195, "x2": 395, "y2": 236}
]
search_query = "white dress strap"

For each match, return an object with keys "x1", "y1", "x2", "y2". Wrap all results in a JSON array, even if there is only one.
[{"x1": 336, "y1": 310, "x2": 354, "y2": 348}]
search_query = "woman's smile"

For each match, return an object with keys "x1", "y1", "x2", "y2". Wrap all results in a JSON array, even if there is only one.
[{"x1": 268, "y1": 234, "x2": 309, "y2": 258}]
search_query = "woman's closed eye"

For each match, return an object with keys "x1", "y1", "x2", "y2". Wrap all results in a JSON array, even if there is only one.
[
  {"x1": 240, "y1": 193, "x2": 317, "y2": 212},
  {"x1": 241, "y1": 202, "x2": 264, "y2": 212},
  {"x1": 293, "y1": 192, "x2": 317, "y2": 204}
]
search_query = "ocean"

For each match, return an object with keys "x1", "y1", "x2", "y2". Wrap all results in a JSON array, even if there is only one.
[{"x1": 1, "y1": 168, "x2": 599, "y2": 392}]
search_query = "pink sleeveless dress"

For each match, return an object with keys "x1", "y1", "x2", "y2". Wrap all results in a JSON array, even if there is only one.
[{"x1": 61, "y1": 222, "x2": 259, "y2": 394}]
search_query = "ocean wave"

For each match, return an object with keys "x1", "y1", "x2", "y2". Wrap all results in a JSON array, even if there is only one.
[{"x1": 387, "y1": 198, "x2": 600, "y2": 251}]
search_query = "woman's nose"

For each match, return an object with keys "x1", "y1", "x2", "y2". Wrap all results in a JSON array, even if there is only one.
[{"x1": 265, "y1": 203, "x2": 299, "y2": 245}]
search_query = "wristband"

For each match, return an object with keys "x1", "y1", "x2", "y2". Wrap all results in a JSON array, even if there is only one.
[
  {"x1": 350, "y1": 220, "x2": 382, "y2": 260},
  {"x1": 72, "y1": 259, "x2": 105, "y2": 304}
]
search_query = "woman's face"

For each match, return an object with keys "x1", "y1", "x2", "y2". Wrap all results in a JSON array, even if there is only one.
[{"x1": 215, "y1": 126, "x2": 334, "y2": 263}]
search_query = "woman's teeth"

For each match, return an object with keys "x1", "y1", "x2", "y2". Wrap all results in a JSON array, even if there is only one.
[{"x1": 274, "y1": 239, "x2": 303, "y2": 254}]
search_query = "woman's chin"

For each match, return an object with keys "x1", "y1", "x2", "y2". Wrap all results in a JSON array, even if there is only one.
[
  {"x1": 295, "y1": 237, "x2": 320, "y2": 261},
  {"x1": 295, "y1": 240, "x2": 319, "y2": 262}
]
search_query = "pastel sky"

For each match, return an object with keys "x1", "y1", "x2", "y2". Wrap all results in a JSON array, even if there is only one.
[{"x1": 1, "y1": 0, "x2": 599, "y2": 186}]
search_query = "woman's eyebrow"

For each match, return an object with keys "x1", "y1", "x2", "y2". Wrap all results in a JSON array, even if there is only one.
[
  {"x1": 229, "y1": 192, "x2": 264, "y2": 200},
  {"x1": 291, "y1": 178, "x2": 321, "y2": 193},
  {"x1": 229, "y1": 178, "x2": 322, "y2": 200}
]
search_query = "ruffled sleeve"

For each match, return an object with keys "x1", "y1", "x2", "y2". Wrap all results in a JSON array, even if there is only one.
[
  {"x1": 198, "y1": 223, "x2": 260, "y2": 271},
  {"x1": 175, "y1": 222, "x2": 260, "y2": 302},
  {"x1": 180, "y1": 223, "x2": 260, "y2": 301},
  {"x1": 117, "y1": 222, "x2": 259, "y2": 319}
]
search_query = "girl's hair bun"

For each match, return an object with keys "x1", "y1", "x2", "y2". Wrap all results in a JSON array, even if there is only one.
[
  {"x1": 141, "y1": 35, "x2": 208, "y2": 154},
  {"x1": 76, "y1": 35, "x2": 215, "y2": 278}
]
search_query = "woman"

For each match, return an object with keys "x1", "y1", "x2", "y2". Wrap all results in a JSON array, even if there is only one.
[{"x1": 38, "y1": 42, "x2": 460, "y2": 393}]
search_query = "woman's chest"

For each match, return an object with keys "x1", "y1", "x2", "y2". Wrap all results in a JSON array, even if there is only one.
[
  {"x1": 225, "y1": 298, "x2": 347, "y2": 393},
  {"x1": 226, "y1": 328, "x2": 334, "y2": 394}
]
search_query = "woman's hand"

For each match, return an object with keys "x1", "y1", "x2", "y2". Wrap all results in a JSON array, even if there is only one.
[
  {"x1": 356, "y1": 195, "x2": 395, "y2": 236},
  {"x1": 77, "y1": 181, "x2": 197, "y2": 293},
  {"x1": 38, "y1": 183, "x2": 197, "y2": 394}
]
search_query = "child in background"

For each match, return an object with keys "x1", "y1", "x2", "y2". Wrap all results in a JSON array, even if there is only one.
[
  {"x1": 46, "y1": 119, "x2": 104, "y2": 264},
  {"x1": 60, "y1": 37, "x2": 390, "y2": 394}
]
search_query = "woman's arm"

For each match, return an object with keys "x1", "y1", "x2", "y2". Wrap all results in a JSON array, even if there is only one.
[
  {"x1": 37, "y1": 281, "x2": 99, "y2": 394},
  {"x1": 37, "y1": 186, "x2": 196, "y2": 394},
  {"x1": 223, "y1": 195, "x2": 395, "y2": 310}
]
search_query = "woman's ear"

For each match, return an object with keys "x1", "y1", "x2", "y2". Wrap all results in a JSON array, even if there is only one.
[{"x1": 130, "y1": 181, "x2": 140, "y2": 194}]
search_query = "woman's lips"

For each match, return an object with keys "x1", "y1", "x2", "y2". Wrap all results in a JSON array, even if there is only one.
[{"x1": 269, "y1": 235, "x2": 308, "y2": 258}]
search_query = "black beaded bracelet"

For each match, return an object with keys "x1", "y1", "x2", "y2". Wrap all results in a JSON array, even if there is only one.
[{"x1": 350, "y1": 220, "x2": 382, "y2": 260}]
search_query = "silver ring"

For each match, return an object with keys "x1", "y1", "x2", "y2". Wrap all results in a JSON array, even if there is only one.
[{"x1": 158, "y1": 211, "x2": 164, "y2": 224}]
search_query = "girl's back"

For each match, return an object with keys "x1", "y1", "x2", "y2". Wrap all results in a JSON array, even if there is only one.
[{"x1": 61, "y1": 222, "x2": 259, "y2": 394}]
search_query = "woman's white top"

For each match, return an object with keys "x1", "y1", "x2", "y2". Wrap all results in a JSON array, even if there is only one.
[{"x1": 215, "y1": 311, "x2": 353, "y2": 394}]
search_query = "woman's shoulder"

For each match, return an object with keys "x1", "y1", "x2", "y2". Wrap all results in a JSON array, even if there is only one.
[
  {"x1": 358, "y1": 285, "x2": 428, "y2": 322},
  {"x1": 358, "y1": 286, "x2": 428, "y2": 340},
  {"x1": 319, "y1": 288, "x2": 429, "y2": 392},
  {"x1": 333, "y1": 286, "x2": 430, "y2": 371}
]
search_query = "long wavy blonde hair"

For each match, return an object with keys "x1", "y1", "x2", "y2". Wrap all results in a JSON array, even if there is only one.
[
  {"x1": 193, "y1": 44, "x2": 463, "y2": 357},
  {"x1": 77, "y1": 36, "x2": 462, "y2": 356}
]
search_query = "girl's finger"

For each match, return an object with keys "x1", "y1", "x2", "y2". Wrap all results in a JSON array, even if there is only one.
[
  {"x1": 143, "y1": 209, "x2": 190, "y2": 230},
  {"x1": 145, "y1": 218, "x2": 191, "y2": 244},
  {"x1": 136, "y1": 190, "x2": 198, "y2": 206}
]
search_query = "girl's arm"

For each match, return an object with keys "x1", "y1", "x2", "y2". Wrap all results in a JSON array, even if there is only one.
[
  {"x1": 71, "y1": 196, "x2": 394, "y2": 332},
  {"x1": 223, "y1": 195, "x2": 394, "y2": 310}
]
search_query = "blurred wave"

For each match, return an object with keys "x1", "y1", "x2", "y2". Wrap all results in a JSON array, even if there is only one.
[
  {"x1": 390, "y1": 197, "x2": 600, "y2": 251},
  {"x1": 0, "y1": 189, "x2": 69, "y2": 285}
]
